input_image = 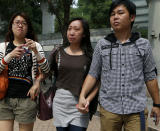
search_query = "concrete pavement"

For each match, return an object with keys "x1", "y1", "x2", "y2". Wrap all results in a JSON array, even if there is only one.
[
  {"x1": 13, "y1": 113, "x2": 160, "y2": 131},
  {"x1": 13, "y1": 115, "x2": 100, "y2": 131},
  {"x1": 13, "y1": 97, "x2": 160, "y2": 131}
]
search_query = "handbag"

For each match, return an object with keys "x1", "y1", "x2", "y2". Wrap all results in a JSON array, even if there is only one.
[
  {"x1": 37, "y1": 47, "x2": 61, "y2": 120},
  {"x1": 0, "y1": 42, "x2": 8, "y2": 99},
  {"x1": 37, "y1": 77, "x2": 56, "y2": 120},
  {"x1": 0, "y1": 66, "x2": 8, "y2": 99}
]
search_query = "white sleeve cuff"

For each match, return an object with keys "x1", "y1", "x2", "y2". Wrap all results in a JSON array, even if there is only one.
[
  {"x1": 4, "y1": 54, "x2": 12, "y2": 64},
  {"x1": 35, "y1": 52, "x2": 43, "y2": 61}
]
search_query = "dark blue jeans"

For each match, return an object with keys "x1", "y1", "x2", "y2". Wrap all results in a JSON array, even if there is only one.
[{"x1": 56, "y1": 124, "x2": 87, "y2": 131}]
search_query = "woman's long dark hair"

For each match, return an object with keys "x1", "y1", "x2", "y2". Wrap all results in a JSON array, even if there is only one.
[
  {"x1": 5, "y1": 12, "x2": 38, "y2": 42},
  {"x1": 63, "y1": 17, "x2": 93, "y2": 60}
]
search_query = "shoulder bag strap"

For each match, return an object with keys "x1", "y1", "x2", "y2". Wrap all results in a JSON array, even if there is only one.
[{"x1": 57, "y1": 50, "x2": 61, "y2": 70}]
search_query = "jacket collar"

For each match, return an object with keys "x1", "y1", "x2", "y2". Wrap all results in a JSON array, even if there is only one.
[{"x1": 104, "y1": 32, "x2": 140, "y2": 43}]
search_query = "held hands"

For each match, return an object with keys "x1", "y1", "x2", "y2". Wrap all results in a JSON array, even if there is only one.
[
  {"x1": 76, "y1": 96, "x2": 90, "y2": 114},
  {"x1": 150, "y1": 107, "x2": 160, "y2": 125}
]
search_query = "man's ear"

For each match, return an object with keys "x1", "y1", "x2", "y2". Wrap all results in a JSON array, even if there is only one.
[{"x1": 130, "y1": 15, "x2": 135, "y2": 22}]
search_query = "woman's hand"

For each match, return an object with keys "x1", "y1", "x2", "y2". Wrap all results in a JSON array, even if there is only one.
[
  {"x1": 25, "y1": 38, "x2": 38, "y2": 54},
  {"x1": 27, "y1": 73, "x2": 44, "y2": 100},
  {"x1": 76, "y1": 96, "x2": 89, "y2": 114},
  {"x1": 27, "y1": 80, "x2": 40, "y2": 100},
  {"x1": 8, "y1": 45, "x2": 25, "y2": 58}
]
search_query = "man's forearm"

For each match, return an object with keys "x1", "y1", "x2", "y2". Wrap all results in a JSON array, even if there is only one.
[
  {"x1": 146, "y1": 79, "x2": 160, "y2": 104},
  {"x1": 86, "y1": 86, "x2": 99, "y2": 102},
  {"x1": 80, "y1": 74, "x2": 97, "y2": 98}
]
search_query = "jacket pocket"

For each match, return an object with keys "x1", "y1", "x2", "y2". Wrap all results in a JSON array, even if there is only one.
[
  {"x1": 101, "y1": 48, "x2": 118, "y2": 71},
  {"x1": 128, "y1": 48, "x2": 143, "y2": 72}
]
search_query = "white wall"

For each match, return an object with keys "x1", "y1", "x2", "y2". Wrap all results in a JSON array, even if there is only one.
[{"x1": 148, "y1": 0, "x2": 160, "y2": 85}]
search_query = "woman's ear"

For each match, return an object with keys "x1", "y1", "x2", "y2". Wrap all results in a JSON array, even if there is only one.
[{"x1": 130, "y1": 15, "x2": 135, "y2": 22}]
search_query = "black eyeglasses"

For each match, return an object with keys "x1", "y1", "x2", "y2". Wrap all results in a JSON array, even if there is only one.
[{"x1": 13, "y1": 20, "x2": 27, "y2": 27}]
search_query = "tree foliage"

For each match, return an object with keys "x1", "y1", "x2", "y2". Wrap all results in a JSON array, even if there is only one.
[
  {"x1": 45, "y1": 0, "x2": 112, "y2": 42},
  {"x1": 71, "y1": 0, "x2": 112, "y2": 29},
  {"x1": 0, "y1": 0, "x2": 112, "y2": 42},
  {"x1": 47, "y1": 0, "x2": 75, "y2": 43},
  {"x1": 0, "y1": 0, "x2": 42, "y2": 36}
]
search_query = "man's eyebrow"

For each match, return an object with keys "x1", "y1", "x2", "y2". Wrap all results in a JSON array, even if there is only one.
[{"x1": 112, "y1": 8, "x2": 125, "y2": 12}]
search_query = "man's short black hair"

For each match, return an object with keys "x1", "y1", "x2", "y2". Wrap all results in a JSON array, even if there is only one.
[{"x1": 109, "y1": 0, "x2": 136, "y2": 28}]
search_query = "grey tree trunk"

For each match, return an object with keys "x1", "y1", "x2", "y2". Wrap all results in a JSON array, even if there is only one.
[{"x1": 41, "y1": 2, "x2": 55, "y2": 34}]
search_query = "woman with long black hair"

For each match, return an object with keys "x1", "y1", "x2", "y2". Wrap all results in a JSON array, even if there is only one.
[{"x1": 50, "y1": 17, "x2": 97, "y2": 131}]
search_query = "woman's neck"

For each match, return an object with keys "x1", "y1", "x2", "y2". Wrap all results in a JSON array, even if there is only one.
[
  {"x1": 69, "y1": 44, "x2": 81, "y2": 51},
  {"x1": 66, "y1": 44, "x2": 83, "y2": 55},
  {"x1": 13, "y1": 38, "x2": 25, "y2": 46}
]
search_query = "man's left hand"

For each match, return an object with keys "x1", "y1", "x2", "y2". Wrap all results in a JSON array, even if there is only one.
[{"x1": 150, "y1": 107, "x2": 160, "y2": 125}]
